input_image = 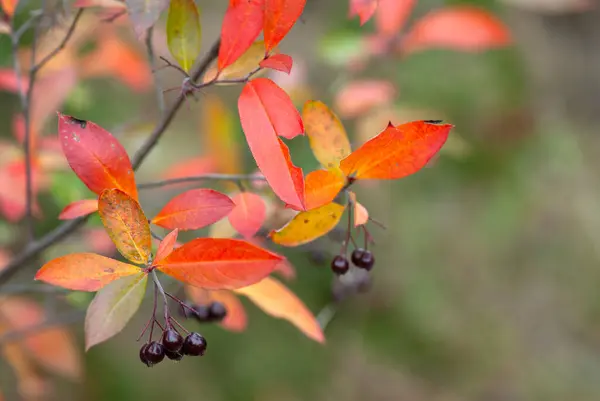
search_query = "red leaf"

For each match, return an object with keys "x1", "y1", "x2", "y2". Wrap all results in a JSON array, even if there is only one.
[
  {"x1": 156, "y1": 238, "x2": 284, "y2": 290},
  {"x1": 35, "y1": 253, "x2": 141, "y2": 291},
  {"x1": 348, "y1": 0, "x2": 377, "y2": 25},
  {"x1": 263, "y1": 0, "x2": 306, "y2": 52},
  {"x1": 375, "y1": 0, "x2": 415, "y2": 36},
  {"x1": 402, "y1": 6, "x2": 512, "y2": 53},
  {"x1": 228, "y1": 192, "x2": 267, "y2": 239},
  {"x1": 304, "y1": 169, "x2": 345, "y2": 210},
  {"x1": 0, "y1": 69, "x2": 28, "y2": 93},
  {"x1": 152, "y1": 189, "x2": 235, "y2": 231},
  {"x1": 154, "y1": 229, "x2": 179, "y2": 264},
  {"x1": 218, "y1": 0, "x2": 264, "y2": 71},
  {"x1": 58, "y1": 113, "x2": 138, "y2": 200},
  {"x1": 1, "y1": 0, "x2": 19, "y2": 17},
  {"x1": 162, "y1": 156, "x2": 216, "y2": 180},
  {"x1": 58, "y1": 199, "x2": 98, "y2": 220},
  {"x1": 259, "y1": 53, "x2": 293, "y2": 74},
  {"x1": 339, "y1": 120, "x2": 453, "y2": 180},
  {"x1": 238, "y1": 79, "x2": 305, "y2": 210},
  {"x1": 334, "y1": 80, "x2": 396, "y2": 119}
]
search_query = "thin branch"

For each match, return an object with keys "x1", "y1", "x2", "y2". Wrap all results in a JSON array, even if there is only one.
[
  {"x1": 145, "y1": 26, "x2": 165, "y2": 114},
  {"x1": 151, "y1": 270, "x2": 170, "y2": 328},
  {"x1": 138, "y1": 172, "x2": 267, "y2": 190},
  {"x1": 0, "y1": 310, "x2": 85, "y2": 345},
  {"x1": 0, "y1": 39, "x2": 222, "y2": 287}
]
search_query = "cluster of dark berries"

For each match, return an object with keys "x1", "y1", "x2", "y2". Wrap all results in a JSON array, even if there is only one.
[
  {"x1": 139, "y1": 329, "x2": 207, "y2": 367},
  {"x1": 182, "y1": 301, "x2": 228, "y2": 323},
  {"x1": 331, "y1": 248, "x2": 375, "y2": 275}
]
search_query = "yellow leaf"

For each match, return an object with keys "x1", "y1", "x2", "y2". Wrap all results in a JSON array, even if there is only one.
[
  {"x1": 270, "y1": 203, "x2": 345, "y2": 247},
  {"x1": 166, "y1": 0, "x2": 202, "y2": 73},
  {"x1": 202, "y1": 41, "x2": 273, "y2": 83},
  {"x1": 201, "y1": 94, "x2": 241, "y2": 175},
  {"x1": 303, "y1": 100, "x2": 351, "y2": 169}
]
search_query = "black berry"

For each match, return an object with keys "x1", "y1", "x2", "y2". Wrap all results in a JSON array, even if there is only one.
[
  {"x1": 209, "y1": 302, "x2": 227, "y2": 321},
  {"x1": 351, "y1": 248, "x2": 365, "y2": 266},
  {"x1": 357, "y1": 250, "x2": 375, "y2": 270},
  {"x1": 182, "y1": 332, "x2": 207, "y2": 356},
  {"x1": 139, "y1": 343, "x2": 150, "y2": 366},
  {"x1": 194, "y1": 304, "x2": 211, "y2": 322},
  {"x1": 144, "y1": 341, "x2": 165, "y2": 365},
  {"x1": 162, "y1": 329, "x2": 184, "y2": 352},
  {"x1": 331, "y1": 255, "x2": 349, "y2": 275},
  {"x1": 164, "y1": 349, "x2": 184, "y2": 361}
]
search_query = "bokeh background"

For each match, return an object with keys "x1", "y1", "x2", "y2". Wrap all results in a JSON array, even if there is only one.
[{"x1": 3, "y1": 0, "x2": 600, "y2": 400}]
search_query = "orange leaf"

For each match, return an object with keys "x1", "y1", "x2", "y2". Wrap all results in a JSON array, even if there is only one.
[
  {"x1": 35, "y1": 253, "x2": 140, "y2": 291},
  {"x1": 156, "y1": 238, "x2": 284, "y2": 290},
  {"x1": 0, "y1": 296, "x2": 81, "y2": 380},
  {"x1": 201, "y1": 94, "x2": 241, "y2": 175},
  {"x1": 375, "y1": 0, "x2": 415, "y2": 36},
  {"x1": 270, "y1": 202, "x2": 345, "y2": 247},
  {"x1": 205, "y1": 40, "x2": 271, "y2": 83},
  {"x1": 334, "y1": 80, "x2": 396, "y2": 119},
  {"x1": 98, "y1": 189, "x2": 151, "y2": 264},
  {"x1": 304, "y1": 169, "x2": 345, "y2": 210},
  {"x1": 154, "y1": 229, "x2": 179, "y2": 264},
  {"x1": 235, "y1": 277, "x2": 324, "y2": 343},
  {"x1": 403, "y1": 6, "x2": 511, "y2": 53},
  {"x1": 58, "y1": 113, "x2": 138, "y2": 200},
  {"x1": 263, "y1": 0, "x2": 306, "y2": 52},
  {"x1": 0, "y1": 0, "x2": 18, "y2": 17},
  {"x1": 218, "y1": 0, "x2": 264, "y2": 71},
  {"x1": 339, "y1": 120, "x2": 453, "y2": 180},
  {"x1": 348, "y1": 191, "x2": 369, "y2": 226},
  {"x1": 152, "y1": 189, "x2": 235, "y2": 231},
  {"x1": 348, "y1": 0, "x2": 377, "y2": 25},
  {"x1": 303, "y1": 100, "x2": 351, "y2": 169},
  {"x1": 186, "y1": 286, "x2": 248, "y2": 332},
  {"x1": 259, "y1": 53, "x2": 293, "y2": 74},
  {"x1": 238, "y1": 78, "x2": 305, "y2": 210},
  {"x1": 58, "y1": 198, "x2": 98, "y2": 220},
  {"x1": 228, "y1": 192, "x2": 267, "y2": 239}
]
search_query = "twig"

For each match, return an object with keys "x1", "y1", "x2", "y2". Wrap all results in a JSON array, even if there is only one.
[
  {"x1": 0, "y1": 39, "x2": 222, "y2": 287},
  {"x1": 145, "y1": 26, "x2": 165, "y2": 114},
  {"x1": 0, "y1": 310, "x2": 85, "y2": 344},
  {"x1": 151, "y1": 270, "x2": 170, "y2": 328},
  {"x1": 138, "y1": 173, "x2": 267, "y2": 189}
]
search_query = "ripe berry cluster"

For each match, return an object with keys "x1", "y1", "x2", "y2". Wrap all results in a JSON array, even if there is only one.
[
  {"x1": 182, "y1": 301, "x2": 228, "y2": 323},
  {"x1": 331, "y1": 247, "x2": 375, "y2": 275},
  {"x1": 139, "y1": 328, "x2": 207, "y2": 367}
]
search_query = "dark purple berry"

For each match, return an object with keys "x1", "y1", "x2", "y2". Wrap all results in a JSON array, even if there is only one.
[
  {"x1": 357, "y1": 250, "x2": 375, "y2": 270},
  {"x1": 182, "y1": 332, "x2": 207, "y2": 356},
  {"x1": 144, "y1": 341, "x2": 165, "y2": 365},
  {"x1": 194, "y1": 304, "x2": 211, "y2": 322},
  {"x1": 351, "y1": 248, "x2": 365, "y2": 266},
  {"x1": 209, "y1": 302, "x2": 227, "y2": 321},
  {"x1": 331, "y1": 255, "x2": 349, "y2": 275},
  {"x1": 161, "y1": 329, "x2": 184, "y2": 352},
  {"x1": 164, "y1": 349, "x2": 184, "y2": 361},
  {"x1": 139, "y1": 343, "x2": 150, "y2": 366}
]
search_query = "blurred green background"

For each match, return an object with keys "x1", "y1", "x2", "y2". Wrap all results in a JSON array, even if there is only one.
[{"x1": 3, "y1": 0, "x2": 600, "y2": 400}]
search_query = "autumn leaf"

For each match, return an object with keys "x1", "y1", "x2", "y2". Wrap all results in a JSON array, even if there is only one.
[
  {"x1": 154, "y1": 229, "x2": 179, "y2": 264},
  {"x1": 58, "y1": 198, "x2": 98, "y2": 220},
  {"x1": 124, "y1": 0, "x2": 169, "y2": 37},
  {"x1": 228, "y1": 192, "x2": 267, "y2": 239},
  {"x1": 238, "y1": 78, "x2": 305, "y2": 210},
  {"x1": 235, "y1": 277, "x2": 324, "y2": 343},
  {"x1": 348, "y1": 191, "x2": 368, "y2": 226},
  {"x1": 58, "y1": 113, "x2": 138, "y2": 200},
  {"x1": 162, "y1": 156, "x2": 216, "y2": 181},
  {"x1": 35, "y1": 253, "x2": 140, "y2": 291},
  {"x1": 334, "y1": 80, "x2": 396, "y2": 119},
  {"x1": 156, "y1": 238, "x2": 284, "y2": 290},
  {"x1": 186, "y1": 286, "x2": 247, "y2": 332},
  {"x1": 303, "y1": 100, "x2": 351, "y2": 169},
  {"x1": 348, "y1": 0, "x2": 378, "y2": 25},
  {"x1": 85, "y1": 273, "x2": 148, "y2": 350},
  {"x1": 339, "y1": 120, "x2": 453, "y2": 180},
  {"x1": 98, "y1": 189, "x2": 152, "y2": 265},
  {"x1": 218, "y1": 0, "x2": 264, "y2": 71},
  {"x1": 259, "y1": 53, "x2": 293, "y2": 74},
  {"x1": 201, "y1": 94, "x2": 241, "y2": 175},
  {"x1": 270, "y1": 202, "x2": 345, "y2": 246},
  {"x1": 0, "y1": 69, "x2": 28, "y2": 93},
  {"x1": 263, "y1": 0, "x2": 306, "y2": 52},
  {"x1": 166, "y1": 0, "x2": 202, "y2": 73},
  {"x1": 375, "y1": 0, "x2": 415, "y2": 35},
  {"x1": 402, "y1": 6, "x2": 512, "y2": 53},
  {"x1": 0, "y1": 0, "x2": 18, "y2": 17},
  {"x1": 152, "y1": 189, "x2": 235, "y2": 231},
  {"x1": 303, "y1": 169, "x2": 345, "y2": 210},
  {"x1": 204, "y1": 40, "x2": 270, "y2": 83}
]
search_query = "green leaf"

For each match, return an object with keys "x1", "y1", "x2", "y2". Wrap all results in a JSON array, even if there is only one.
[
  {"x1": 166, "y1": 0, "x2": 202, "y2": 73},
  {"x1": 84, "y1": 273, "x2": 148, "y2": 351}
]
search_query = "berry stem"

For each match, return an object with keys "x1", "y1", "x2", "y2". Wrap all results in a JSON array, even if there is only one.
[
  {"x1": 165, "y1": 292, "x2": 197, "y2": 314},
  {"x1": 169, "y1": 317, "x2": 190, "y2": 335},
  {"x1": 341, "y1": 200, "x2": 354, "y2": 254},
  {"x1": 152, "y1": 270, "x2": 171, "y2": 329}
]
